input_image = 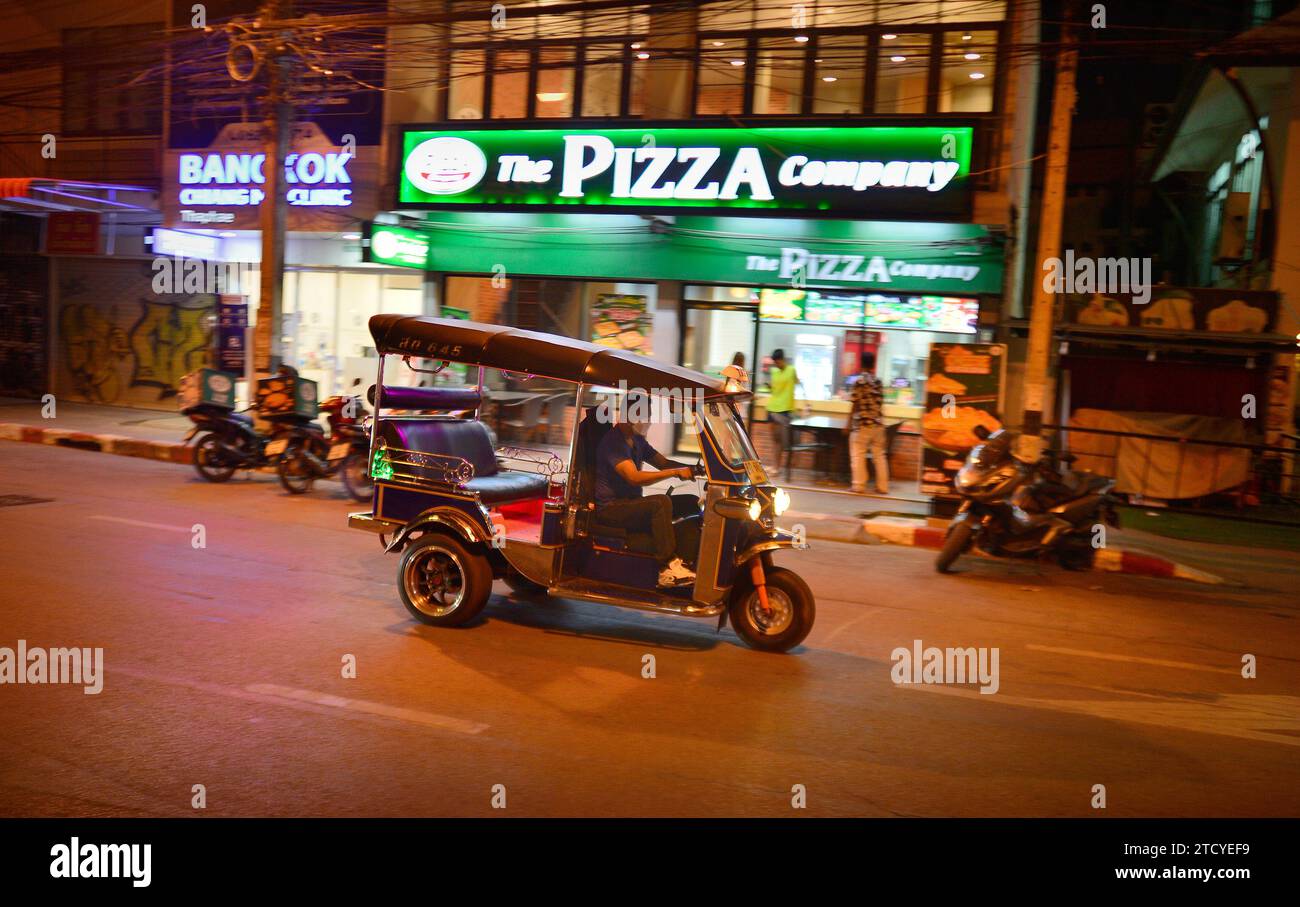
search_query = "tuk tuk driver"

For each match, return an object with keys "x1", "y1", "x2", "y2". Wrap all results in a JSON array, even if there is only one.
[{"x1": 595, "y1": 397, "x2": 698, "y2": 587}]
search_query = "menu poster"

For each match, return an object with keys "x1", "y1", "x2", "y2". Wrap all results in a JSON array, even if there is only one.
[
  {"x1": 591, "y1": 294, "x2": 652, "y2": 355},
  {"x1": 919, "y1": 343, "x2": 1006, "y2": 499},
  {"x1": 215, "y1": 296, "x2": 247, "y2": 374}
]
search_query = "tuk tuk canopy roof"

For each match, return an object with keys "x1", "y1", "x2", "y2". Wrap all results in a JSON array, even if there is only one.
[{"x1": 369, "y1": 314, "x2": 731, "y2": 396}]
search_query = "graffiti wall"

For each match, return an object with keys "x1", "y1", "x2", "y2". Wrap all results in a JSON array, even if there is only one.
[
  {"x1": 0, "y1": 254, "x2": 48, "y2": 399},
  {"x1": 55, "y1": 258, "x2": 214, "y2": 410}
]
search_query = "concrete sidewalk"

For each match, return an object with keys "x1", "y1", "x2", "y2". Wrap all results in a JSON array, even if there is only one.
[{"x1": 3, "y1": 396, "x2": 1280, "y2": 587}]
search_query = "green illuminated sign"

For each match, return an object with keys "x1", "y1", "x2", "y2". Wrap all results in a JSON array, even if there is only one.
[
  {"x1": 363, "y1": 223, "x2": 430, "y2": 268},
  {"x1": 398, "y1": 125, "x2": 973, "y2": 219}
]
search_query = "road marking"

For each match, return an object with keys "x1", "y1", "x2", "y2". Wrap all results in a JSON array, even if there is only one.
[
  {"x1": 89, "y1": 515, "x2": 192, "y2": 533},
  {"x1": 1025, "y1": 644, "x2": 1239, "y2": 675},
  {"x1": 110, "y1": 667, "x2": 489, "y2": 736},
  {"x1": 245, "y1": 683, "x2": 489, "y2": 735},
  {"x1": 895, "y1": 682, "x2": 1300, "y2": 748}
]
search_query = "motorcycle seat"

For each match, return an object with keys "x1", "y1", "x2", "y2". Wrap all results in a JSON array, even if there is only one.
[{"x1": 228, "y1": 411, "x2": 254, "y2": 426}]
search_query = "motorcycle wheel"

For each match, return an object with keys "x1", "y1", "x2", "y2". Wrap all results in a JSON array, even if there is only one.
[
  {"x1": 340, "y1": 449, "x2": 373, "y2": 503},
  {"x1": 1058, "y1": 539, "x2": 1096, "y2": 571},
  {"x1": 193, "y1": 433, "x2": 237, "y2": 483},
  {"x1": 728, "y1": 567, "x2": 815, "y2": 654},
  {"x1": 277, "y1": 442, "x2": 315, "y2": 495},
  {"x1": 936, "y1": 521, "x2": 974, "y2": 573}
]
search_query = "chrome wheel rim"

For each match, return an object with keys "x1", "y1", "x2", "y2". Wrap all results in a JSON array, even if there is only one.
[
  {"x1": 747, "y1": 586, "x2": 794, "y2": 636},
  {"x1": 404, "y1": 545, "x2": 466, "y2": 618}
]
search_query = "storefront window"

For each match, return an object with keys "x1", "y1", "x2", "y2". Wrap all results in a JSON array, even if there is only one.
[
  {"x1": 696, "y1": 45, "x2": 746, "y2": 115},
  {"x1": 753, "y1": 38, "x2": 805, "y2": 115},
  {"x1": 279, "y1": 269, "x2": 426, "y2": 396},
  {"x1": 939, "y1": 30, "x2": 996, "y2": 113},
  {"x1": 875, "y1": 33, "x2": 932, "y2": 114},
  {"x1": 447, "y1": 50, "x2": 485, "y2": 119},
  {"x1": 491, "y1": 50, "x2": 530, "y2": 118},
  {"x1": 582, "y1": 44, "x2": 624, "y2": 116},
  {"x1": 813, "y1": 35, "x2": 866, "y2": 114},
  {"x1": 535, "y1": 47, "x2": 575, "y2": 118}
]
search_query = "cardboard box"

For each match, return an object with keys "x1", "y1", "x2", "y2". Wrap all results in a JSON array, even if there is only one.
[
  {"x1": 177, "y1": 369, "x2": 238, "y2": 411},
  {"x1": 256, "y1": 375, "x2": 318, "y2": 418}
]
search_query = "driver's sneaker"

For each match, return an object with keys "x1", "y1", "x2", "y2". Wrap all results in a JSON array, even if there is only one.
[{"x1": 657, "y1": 557, "x2": 696, "y2": 587}]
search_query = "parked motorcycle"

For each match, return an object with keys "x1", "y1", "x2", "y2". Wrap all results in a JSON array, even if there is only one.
[
  {"x1": 183, "y1": 404, "x2": 301, "y2": 483},
  {"x1": 935, "y1": 426, "x2": 1121, "y2": 573},
  {"x1": 276, "y1": 394, "x2": 372, "y2": 501}
]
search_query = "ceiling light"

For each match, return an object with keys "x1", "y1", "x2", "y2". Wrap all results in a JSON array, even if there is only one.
[
  {"x1": 341, "y1": 232, "x2": 361, "y2": 240},
  {"x1": 794, "y1": 35, "x2": 809, "y2": 43},
  {"x1": 965, "y1": 52, "x2": 981, "y2": 60},
  {"x1": 730, "y1": 59, "x2": 745, "y2": 66},
  {"x1": 969, "y1": 72, "x2": 985, "y2": 79},
  {"x1": 883, "y1": 33, "x2": 897, "y2": 40},
  {"x1": 631, "y1": 42, "x2": 641, "y2": 49},
  {"x1": 536, "y1": 91, "x2": 568, "y2": 102},
  {"x1": 636, "y1": 52, "x2": 649, "y2": 59},
  {"x1": 962, "y1": 33, "x2": 973, "y2": 40},
  {"x1": 712, "y1": 40, "x2": 725, "y2": 47},
  {"x1": 891, "y1": 55, "x2": 906, "y2": 62},
  {"x1": 822, "y1": 75, "x2": 837, "y2": 82}
]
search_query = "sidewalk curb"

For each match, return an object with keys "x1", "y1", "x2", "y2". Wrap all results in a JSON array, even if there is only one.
[
  {"x1": 794, "y1": 511, "x2": 1227, "y2": 586},
  {"x1": 0, "y1": 422, "x2": 193, "y2": 465}
]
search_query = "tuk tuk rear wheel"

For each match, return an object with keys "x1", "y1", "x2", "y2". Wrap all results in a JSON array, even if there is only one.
[
  {"x1": 398, "y1": 534, "x2": 492, "y2": 627},
  {"x1": 728, "y1": 567, "x2": 815, "y2": 653}
]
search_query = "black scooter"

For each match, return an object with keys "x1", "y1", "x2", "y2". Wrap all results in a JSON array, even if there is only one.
[
  {"x1": 183, "y1": 404, "x2": 306, "y2": 483},
  {"x1": 936, "y1": 426, "x2": 1121, "y2": 573}
]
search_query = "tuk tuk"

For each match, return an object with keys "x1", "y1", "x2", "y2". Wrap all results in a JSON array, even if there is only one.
[{"x1": 349, "y1": 314, "x2": 815, "y2": 653}]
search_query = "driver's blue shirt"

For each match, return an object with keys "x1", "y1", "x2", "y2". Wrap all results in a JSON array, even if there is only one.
[{"x1": 595, "y1": 429, "x2": 658, "y2": 504}]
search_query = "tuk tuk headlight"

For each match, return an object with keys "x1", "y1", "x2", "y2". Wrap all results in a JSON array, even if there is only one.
[
  {"x1": 772, "y1": 487, "x2": 790, "y2": 516},
  {"x1": 748, "y1": 498, "x2": 762, "y2": 521}
]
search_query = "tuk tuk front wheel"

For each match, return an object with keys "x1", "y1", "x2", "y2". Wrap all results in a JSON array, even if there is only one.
[
  {"x1": 728, "y1": 567, "x2": 815, "y2": 653},
  {"x1": 398, "y1": 534, "x2": 492, "y2": 627}
]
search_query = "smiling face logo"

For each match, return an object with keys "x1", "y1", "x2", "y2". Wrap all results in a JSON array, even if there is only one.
[{"x1": 405, "y1": 137, "x2": 487, "y2": 196}]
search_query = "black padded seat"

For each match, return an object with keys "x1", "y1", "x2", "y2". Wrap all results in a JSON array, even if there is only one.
[{"x1": 464, "y1": 471, "x2": 549, "y2": 505}]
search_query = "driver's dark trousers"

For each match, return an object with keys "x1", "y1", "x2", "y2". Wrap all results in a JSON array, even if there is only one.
[{"x1": 597, "y1": 494, "x2": 675, "y2": 562}]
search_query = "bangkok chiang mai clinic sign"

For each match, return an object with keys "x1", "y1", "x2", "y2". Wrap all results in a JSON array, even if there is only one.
[{"x1": 397, "y1": 125, "x2": 973, "y2": 219}]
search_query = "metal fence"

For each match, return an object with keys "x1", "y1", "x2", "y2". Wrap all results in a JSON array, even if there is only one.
[{"x1": 1044, "y1": 423, "x2": 1300, "y2": 526}]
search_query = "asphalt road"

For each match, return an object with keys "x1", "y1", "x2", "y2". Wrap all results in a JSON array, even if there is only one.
[{"x1": 1, "y1": 441, "x2": 1297, "y2": 817}]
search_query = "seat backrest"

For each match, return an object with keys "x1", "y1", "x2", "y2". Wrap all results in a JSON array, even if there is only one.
[
  {"x1": 570, "y1": 406, "x2": 613, "y2": 505},
  {"x1": 378, "y1": 385, "x2": 481, "y2": 412},
  {"x1": 380, "y1": 418, "x2": 498, "y2": 477}
]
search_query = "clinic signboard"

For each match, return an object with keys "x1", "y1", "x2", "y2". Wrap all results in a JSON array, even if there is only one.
[
  {"x1": 163, "y1": 122, "x2": 379, "y2": 231},
  {"x1": 397, "y1": 124, "x2": 973, "y2": 220}
]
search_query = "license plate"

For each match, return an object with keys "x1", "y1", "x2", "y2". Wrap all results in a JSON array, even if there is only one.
[
  {"x1": 264, "y1": 438, "x2": 288, "y2": 456},
  {"x1": 328, "y1": 442, "x2": 351, "y2": 461},
  {"x1": 744, "y1": 459, "x2": 768, "y2": 485}
]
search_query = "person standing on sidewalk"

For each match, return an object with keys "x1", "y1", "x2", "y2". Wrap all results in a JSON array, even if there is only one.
[
  {"x1": 848, "y1": 350, "x2": 889, "y2": 495},
  {"x1": 766, "y1": 349, "x2": 803, "y2": 465}
]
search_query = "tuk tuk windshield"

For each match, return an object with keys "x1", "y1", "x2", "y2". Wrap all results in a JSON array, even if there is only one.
[{"x1": 699, "y1": 400, "x2": 757, "y2": 467}]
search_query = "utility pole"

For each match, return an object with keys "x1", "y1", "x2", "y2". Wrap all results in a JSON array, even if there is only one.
[
  {"x1": 254, "y1": 0, "x2": 293, "y2": 375},
  {"x1": 1019, "y1": 2, "x2": 1078, "y2": 459}
]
